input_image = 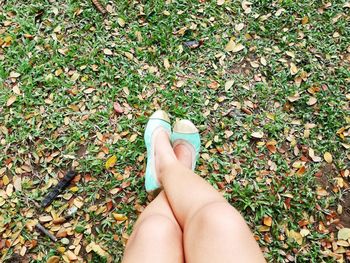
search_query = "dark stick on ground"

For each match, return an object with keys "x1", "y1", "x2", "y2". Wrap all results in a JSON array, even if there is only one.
[{"x1": 92, "y1": 0, "x2": 107, "y2": 15}]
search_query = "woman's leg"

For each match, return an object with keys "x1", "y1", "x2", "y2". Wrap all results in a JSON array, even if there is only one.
[
  {"x1": 156, "y1": 131, "x2": 265, "y2": 263},
  {"x1": 122, "y1": 191, "x2": 183, "y2": 263}
]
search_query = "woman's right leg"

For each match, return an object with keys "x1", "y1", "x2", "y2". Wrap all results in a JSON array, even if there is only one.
[{"x1": 156, "y1": 131, "x2": 265, "y2": 263}]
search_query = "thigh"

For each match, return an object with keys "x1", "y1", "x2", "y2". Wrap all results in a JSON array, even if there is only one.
[
  {"x1": 184, "y1": 202, "x2": 265, "y2": 263},
  {"x1": 123, "y1": 192, "x2": 184, "y2": 263}
]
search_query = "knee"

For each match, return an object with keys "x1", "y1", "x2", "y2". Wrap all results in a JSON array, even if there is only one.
[
  {"x1": 188, "y1": 202, "x2": 249, "y2": 235},
  {"x1": 135, "y1": 214, "x2": 182, "y2": 241}
]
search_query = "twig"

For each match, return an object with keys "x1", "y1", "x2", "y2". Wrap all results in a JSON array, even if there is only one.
[{"x1": 92, "y1": 0, "x2": 107, "y2": 15}]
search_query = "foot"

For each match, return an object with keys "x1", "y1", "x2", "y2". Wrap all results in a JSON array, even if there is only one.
[
  {"x1": 173, "y1": 143, "x2": 193, "y2": 169},
  {"x1": 154, "y1": 129, "x2": 177, "y2": 183}
]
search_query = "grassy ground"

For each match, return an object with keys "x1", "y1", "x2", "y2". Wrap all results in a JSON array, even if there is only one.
[{"x1": 0, "y1": 0, "x2": 349, "y2": 262}]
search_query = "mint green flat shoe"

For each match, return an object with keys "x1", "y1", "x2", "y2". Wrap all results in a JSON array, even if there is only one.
[
  {"x1": 144, "y1": 110, "x2": 171, "y2": 192},
  {"x1": 171, "y1": 120, "x2": 201, "y2": 171}
]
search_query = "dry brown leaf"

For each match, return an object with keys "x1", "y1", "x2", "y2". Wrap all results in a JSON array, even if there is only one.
[
  {"x1": 290, "y1": 63, "x2": 299, "y2": 75},
  {"x1": 105, "y1": 155, "x2": 117, "y2": 169},
  {"x1": 301, "y1": 16, "x2": 309, "y2": 25},
  {"x1": 84, "y1": 88, "x2": 95, "y2": 94},
  {"x1": 309, "y1": 148, "x2": 322, "y2": 162},
  {"x1": 65, "y1": 250, "x2": 77, "y2": 261},
  {"x1": 113, "y1": 102, "x2": 123, "y2": 114},
  {"x1": 13, "y1": 175, "x2": 22, "y2": 191},
  {"x1": 163, "y1": 58, "x2": 170, "y2": 69},
  {"x1": 13, "y1": 85, "x2": 21, "y2": 95},
  {"x1": 129, "y1": 134, "x2": 137, "y2": 142},
  {"x1": 323, "y1": 152, "x2": 333, "y2": 163},
  {"x1": 7, "y1": 95, "x2": 17, "y2": 106}
]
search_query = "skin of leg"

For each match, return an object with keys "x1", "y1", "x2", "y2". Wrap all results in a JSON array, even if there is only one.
[
  {"x1": 156, "y1": 132, "x2": 266, "y2": 263},
  {"x1": 122, "y1": 191, "x2": 184, "y2": 263}
]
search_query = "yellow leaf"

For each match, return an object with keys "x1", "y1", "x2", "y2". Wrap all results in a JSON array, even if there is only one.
[
  {"x1": 225, "y1": 40, "x2": 245, "y2": 53},
  {"x1": 47, "y1": 256, "x2": 60, "y2": 263},
  {"x1": 324, "y1": 152, "x2": 333, "y2": 163},
  {"x1": 6, "y1": 95, "x2": 17, "y2": 106},
  {"x1": 288, "y1": 230, "x2": 303, "y2": 245},
  {"x1": 86, "y1": 242, "x2": 111, "y2": 262},
  {"x1": 105, "y1": 155, "x2": 117, "y2": 169},
  {"x1": 338, "y1": 228, "x2": 350, "y2": 240},
  {"x1": 112, "y1": 213, "x2": 128, "y2": 221},
  {"x1": 3, "y1": 175, "x2": 10, "y2": 185}
]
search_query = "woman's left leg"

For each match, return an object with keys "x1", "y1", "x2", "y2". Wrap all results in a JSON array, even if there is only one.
[{"x1": 122, "y1": 191, "x2": 183, "y2": 263}]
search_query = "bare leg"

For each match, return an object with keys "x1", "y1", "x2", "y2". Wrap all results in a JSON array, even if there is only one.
[
  {"x1": 156, "y1": 131, "x2": 265, "y2": 263},
  {"x1": 122, "y1": 191, "x2": 183, "y2": 263}
]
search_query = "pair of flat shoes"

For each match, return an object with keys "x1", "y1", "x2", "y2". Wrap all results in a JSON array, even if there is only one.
[{"x1": 144, "y1": 110, "x2": 201, "y2": 192}]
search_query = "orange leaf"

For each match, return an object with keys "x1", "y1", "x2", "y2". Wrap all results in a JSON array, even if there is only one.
[{"x1": 263, "y1": 216, "x2": 272, "y2": 226}]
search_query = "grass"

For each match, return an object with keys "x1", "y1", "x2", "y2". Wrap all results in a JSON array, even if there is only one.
[{"x1": 0, "y1": 0, "x2": 349, "y2": 262}]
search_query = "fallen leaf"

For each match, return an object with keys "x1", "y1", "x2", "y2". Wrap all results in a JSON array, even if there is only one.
[
  {"x1": 105, "y1": 155, "x2": 117, "y2": 169},
  {"x1": 7, "y1": 95, "x2": 17, "y2": 106},
  {"x1": 324, "y1": 152, "x2": 333, "y2": 163},
  {"x1": 47, "y1": 256, "x2": 60, "y2": 263},
  {"x1": 225, "y1": 40, "x2": 245, "y2": 53},
  {"x1": 235, "y1": 23, "x2": 244, "y2": 31},
  {"x1": 112, "y1": 213, "x2": 128, "y2": 221},
  {"x1": 287, "y1": 93, "x2": 300, "y2": 102},
  {"x1": 309, "y1": 148, "x2": 322, "y2": 162},
  {"x1": 65, "y1": 250, "x2": 77, "y2": 261},
  {"x1": 251, "y1": 131, "x2": 264, "y2": 139},
  {"x1": 301, "y1": 16, "x2": 309, "y2": 25},
  {"x1": 307, "y1": 97, "x2": 317, "y2": 106},
  {"x1": 224, "y1": 80, "x2": 234, "y2": 91},
  {"x1": 217, "y1": 0, "x2": 225, "y2": 5},
  {"x1": 13, "y1": 85, "x2": 21, "y2": 95},
  {"x1": 163, "y1": 58, "x2": 170, "y2": 69},
  {"x1": 3, "y1": 175, "x2": 10, "y2": 185},
  {"x1": 290, "y1": 63, "x2": 298, "y2": 75},
  {"x1": 84, "y1": 88, "x2": 95, "y2": 94},
  {"x1": 39, "y1": 215, "x2": 53, "y2": 222},
  {"x1": 288, "y1": 230, "x2": 303, "y2": 245},
  {"x1": 13, "y1": 176, "x2": 22, "y2": 191},
  {"x1": 103, "y1": 48, "x2": 113, "y2": 55},
  {"x1": 129, "y1": 134, "x2": 137, "y2": 142},
  {"x1": 9, "y1": 71, "x2": 21, "y2": 78},
  {"x1": 300, "y1": 229, "x2": 310, "y2": 237},
  {"x1": 117, "y1": 17, "x2": 125, "y2": 27},
  {"x1": 263, "y1": 216, "x2": 272, "y2": 226},
  {"x1": 86, "y1": 242, "x2": 111, "y2": 262},
  {"x1": 338, "y1": 228, "x2": 350, "y2": 240},
  {"x1": 113, "y1": 102, "x2": 123, "y2": 114},
  {"x1": 241, "y1": 0, "x2": 252, "y2": 13},
  {"x1": 70, "y1": 72, "x2": 80, "y2": 81}
]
